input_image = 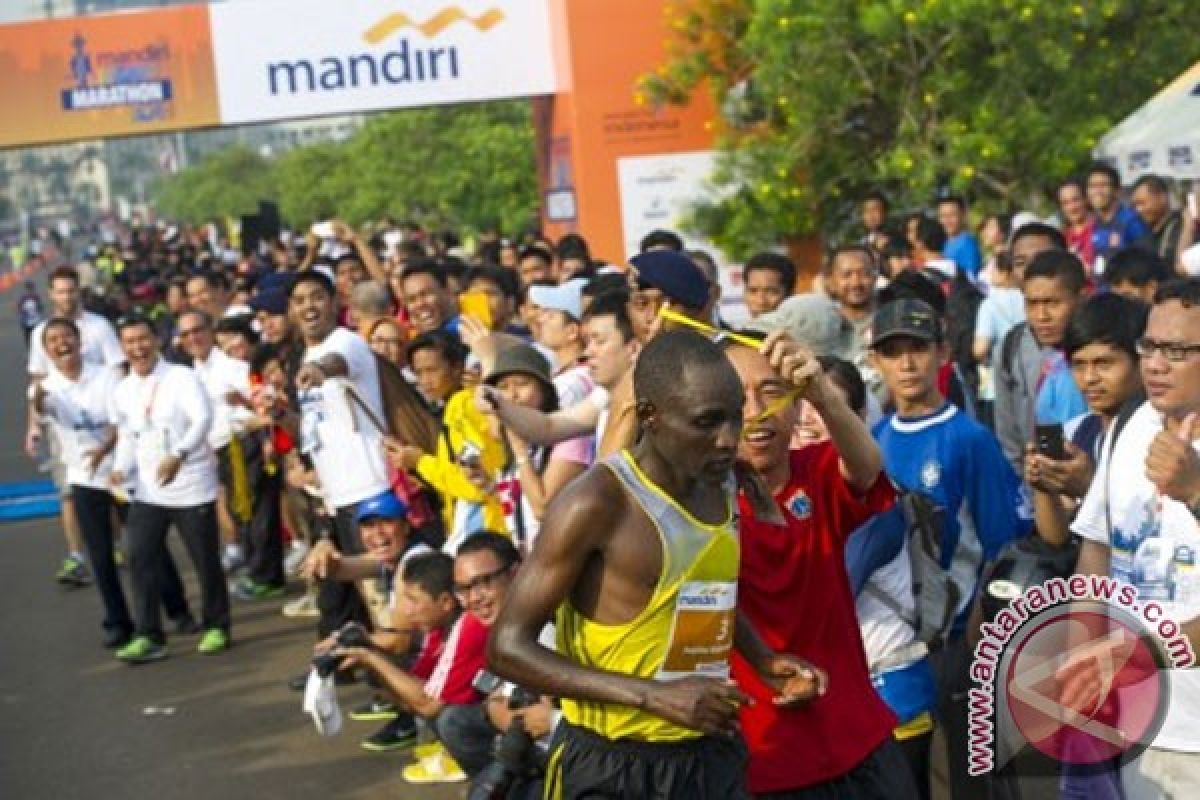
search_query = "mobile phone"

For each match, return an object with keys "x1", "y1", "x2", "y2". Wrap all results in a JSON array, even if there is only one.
[
  {"x1": 310, "y1": 221, "x2": 336, "y2": 239},
  {"x1": 1035, "y1": 423, "x2": 1066, "y2": 460},
  {"x1": 459, "y1": 291, "x2": 493, "y2": 329}
]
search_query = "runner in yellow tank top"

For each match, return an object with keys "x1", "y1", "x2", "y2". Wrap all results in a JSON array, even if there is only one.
[{"x1": 489, "y1": 330, "x2": 827, "y2": 799}]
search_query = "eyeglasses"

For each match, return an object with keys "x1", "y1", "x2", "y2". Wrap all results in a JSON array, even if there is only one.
[
  {"x1": 1135, "y1": 337, "x2": 1200, "y2": 363},
  {"x1": 452, "y1": 564, "x2": 512, "y2": 598}
]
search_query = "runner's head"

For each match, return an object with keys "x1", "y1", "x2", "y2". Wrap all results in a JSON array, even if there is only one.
[
  {"x1": 1063, "y1": 293, "x2": 1146, "y2": 419},
  {"x1": 355, "y1": 491, "x2": 410, "y2": 564},
  {"x1": 1141, "y1": 279, "x2": 1200, "y2": 421},
  {"x1": 287, "y1": 270, "x2": 337, "y2": 344},
  {"x1": 399, "y1": 552, "x2": 459, "y2": 633},
  {"x1": 634, "y1": 330, "x2": 743, "y2": 485},
  {"x1": 42, "y1": 317, "x2": 81, "y2": 373},
  {"x1": 47, "y1": 266, "x2": 81, "y2": 317},
  {"x1": 454, "y1": 532, "x2": 520, "y2": 626}
]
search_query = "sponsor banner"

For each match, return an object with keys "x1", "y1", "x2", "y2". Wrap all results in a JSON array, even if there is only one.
[
  {"x1": 0, "y1": 5, "x2": 220, "y2": 148},
  {"x1": 209, "y1": 0, "x2": 558, "y2": 125}
]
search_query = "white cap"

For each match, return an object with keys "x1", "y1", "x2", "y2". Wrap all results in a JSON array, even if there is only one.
[{"x1": 529, "y1": 278, "x2": 587, "y2": 321}]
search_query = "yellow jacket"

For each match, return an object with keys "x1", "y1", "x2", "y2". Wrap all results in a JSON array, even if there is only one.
[{"x1": 415, "y1": 389, "x2": 507, "y2": 542}]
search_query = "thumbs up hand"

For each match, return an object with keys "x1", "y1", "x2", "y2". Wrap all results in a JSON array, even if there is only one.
[{"x1": 1146, "y1": 412, "x2": 1200, "y2": 506}]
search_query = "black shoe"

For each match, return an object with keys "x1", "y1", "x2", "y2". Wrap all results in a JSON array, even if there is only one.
[
  {"x1": 361, "y1": 716, "x2": 417, "y2": 752},
  {"x1": 103, "y1": 628, "x2": 132, "y2": 649},
  {"x1": 172, "y1": 615, "x2": 201, "y2": 635}
]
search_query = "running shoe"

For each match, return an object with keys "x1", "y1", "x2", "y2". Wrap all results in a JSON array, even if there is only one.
[
  {"x1": 402, "y1": 749, "x2": 466, "y2": 784},
  {"x1": 349, "y1": 697, "x2": 400, "y2": 722},
  {"x1": 56, "y1": 555, "x2": 91, "y2": 587},
  {"x1": 232, "y1": 577, "x2": 286, "y2": 601},
  {"x1": 282, "y1": 591, "x2": 320, "y2": 619},
  {"x1": 197, "y1": 628, "x2": 230, "y2": 654},
  {"x1": 284, "y1": 541, "x2": 310, "y2": 576},
  {"x1": 361, "y1": 717, "x2": 417, "y2": 752},
  {"x1": 116, "y1": 636, "x2": 167, "y2": 664}
]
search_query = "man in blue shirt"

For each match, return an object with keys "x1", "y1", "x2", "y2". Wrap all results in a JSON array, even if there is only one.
[
  {"x1": 937, "y1": 196, "x2": 983, "y2": 279},
  {"x1": 1087, "y1": 163, "x2": 1149, "y2": 265},
  {"x1": 871, "y1": 297, "x2": 1032, "y2": 799}
]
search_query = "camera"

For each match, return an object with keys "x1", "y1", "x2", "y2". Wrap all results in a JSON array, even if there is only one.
[
  {"x1": 467, "y1": 682, "x2": 545, "y2": 800},
  {"x1": 311, "y1": 622, "x2": 372, "y2": 678}
]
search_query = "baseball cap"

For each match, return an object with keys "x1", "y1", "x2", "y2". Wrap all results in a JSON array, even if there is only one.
[
  {"x1": 249, "y1": 289, "x2": 288, "y2": 316},
  {"x1": 529, "y1": 278, "x2": 586, "y2": 321},
  {"x1": 355, "y1": 490, "x2": 409, "y2": 523},
  {"x1": 744, "y1": 293, "x2": 855, "y2": 359},
  {"x1": 870, "y1": 298, "x2": 942, "y2": 347},
  {"x1": 629, "y1": 250, "x2": 709, "y2": 310}
]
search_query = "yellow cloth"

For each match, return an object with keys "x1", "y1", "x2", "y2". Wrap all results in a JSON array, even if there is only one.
[
  {"x1": 227, "y1": 435, "x2": 252, "y2": 524},
  {"x1": 414, "y1": 388, "x2": 506, "y2": 538},
  {"x1": 557, "y1": 451, "x2": 739, "y2": 742},
  {"x1": 893, "y1": 711, "x2": 934, "y2": 741}
]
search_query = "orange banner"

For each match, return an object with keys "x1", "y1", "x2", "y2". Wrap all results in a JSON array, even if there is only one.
[{"x1": 0, "y1": 4, "x2": 219, "y2": 148}]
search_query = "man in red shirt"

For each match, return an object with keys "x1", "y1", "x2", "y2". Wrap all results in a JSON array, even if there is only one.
[{"x1": 727, "y1": 331, "x2": 917, "y2": 798}]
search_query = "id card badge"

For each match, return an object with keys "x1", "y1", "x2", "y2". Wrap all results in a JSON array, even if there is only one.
[{"x1": 657, "y1": 581, "x2": 737, "y2": 680}]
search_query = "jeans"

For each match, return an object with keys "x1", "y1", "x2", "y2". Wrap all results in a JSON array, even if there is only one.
[
  {"x1": 433, "y1": 703, "x2": 498, "y2": 777},
  {"x1": 73, "y1": 486, "x2": 190, "y2": 635},
  {"x1": 316, "y1": 504, "x2": 370, "y2": 639},
  {"x1": 127, "y1": 501, "x2": 230, "y2": 642}
]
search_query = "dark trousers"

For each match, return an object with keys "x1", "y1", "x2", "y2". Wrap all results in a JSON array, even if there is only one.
[
  {"x1": 930, "y1": 636, "x2": 991, "y2": 800},
  {"x1": 897, "y1": 731, "x2": 933, "y2": 800},
  {"x1": 316, "y1": 504, "x2": 370, "y2": 639},
  {"x1": 128, "y1": 501, "x2": 230, "y2": 642},
  {"x1": 73, "y1": 486, "x2": 190, "y2": 634},
  {"x1": 757, "y1": 737, "x2": 917, "y2": 800},
  {"x1": 433, "y1": 703, "x2": 498, "y2": 777},
  {"x1": 236, "y1": 435, "x2": 284, "y2": 587}
]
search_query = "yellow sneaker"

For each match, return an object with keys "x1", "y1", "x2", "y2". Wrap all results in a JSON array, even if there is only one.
[
  {"x1": 413, "y1": 741, "x2": 444, "y2": 760},
  {"x1": 402, "y1": 750, "x2": 466, "y2": 784}
]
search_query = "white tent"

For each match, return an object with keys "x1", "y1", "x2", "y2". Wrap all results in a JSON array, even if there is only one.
[{"x1": 1095, "y1": 61, "x2": 1200, "y2": 183}]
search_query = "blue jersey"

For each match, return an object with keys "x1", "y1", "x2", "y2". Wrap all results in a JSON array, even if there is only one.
[{"x1": 874, "y1": 403, "x2": 1032, "y2": 631}]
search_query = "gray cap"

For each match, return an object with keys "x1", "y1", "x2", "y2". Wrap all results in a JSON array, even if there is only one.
[{"x1": 744, "y1": 293, "x2": 855, "y2": 359}]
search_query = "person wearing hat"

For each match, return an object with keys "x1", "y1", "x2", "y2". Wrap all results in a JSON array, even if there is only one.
[
  {"x1": 529, "y1": 277, "x2": 597, "y2": 429},
  {"x1": 305, "y1": 488, "x2": 434, "y2": 752},
  {"x1": 484, "y1": 343, "x2": 590, "y2": 553},
  {"x1": 870, "y1": 297, "x2": 1031, "y2": 798}
]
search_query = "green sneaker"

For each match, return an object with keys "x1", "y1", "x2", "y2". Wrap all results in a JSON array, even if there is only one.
[
  {"x1": 197, "y1": 628, "x2": 230, "y2": 654},
  {"x1": 233, "y1": 578, "x2": 286, "y2": 601},
  {"x1": 57, "y1": 555, "x2": 91, "y2": 587},
  {"x1": 116, "y1": 636, "x2": 167, "y2": 664}
]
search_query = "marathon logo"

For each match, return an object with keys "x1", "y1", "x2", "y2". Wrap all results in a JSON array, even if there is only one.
[{"x1": 62, "y1": 80, "x2": 173, "y2": 110}]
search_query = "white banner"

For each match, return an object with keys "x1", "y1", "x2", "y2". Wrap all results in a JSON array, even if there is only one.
[{"x1": 210, "y1": 0, "x2": 558, "y2": 125}]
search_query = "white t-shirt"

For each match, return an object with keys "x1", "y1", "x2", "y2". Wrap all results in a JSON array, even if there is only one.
[
  {"x1": 192, "y1": 346, "x2": 252, "y2": 449},
  {"x1": 1072, "y1": 402, "x2": 1200, "y2": 751},
  {"x1": 299, "y1": 328, "x2": 391, "y2": 509},
  {"x1": 857, "y1": 545, "x2": 920, "y2": 669},
  {"x1": 27, "y1": 310, "x2": 124, "y2": 377},
  {"x1": 40, "y1": 364, "x2": 121, "y2": 490},
  {"x1": 109, "y1": 360, "x2": 218, "y2": 508}
]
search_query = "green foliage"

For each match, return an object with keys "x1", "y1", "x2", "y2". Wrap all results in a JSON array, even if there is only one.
[
  {"x1": 642, "y1": 0, "x2": 1200, "y2": 258},
  {"x1": 153, "y1": 100, "x2": 537, "y2": 234}
]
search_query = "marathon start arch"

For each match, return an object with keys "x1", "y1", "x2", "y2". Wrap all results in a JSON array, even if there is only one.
[{"x1": 0, "y1": 0, "x2": 725, "y2": 266}]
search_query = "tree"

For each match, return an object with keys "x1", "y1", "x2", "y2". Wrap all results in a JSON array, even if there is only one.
[
  {"x1": 153, "y1": 145, "x2": 276, "y2": 223},
  {"x1": 642, "y1": 0, "x2": 1200, "y2": 257}
]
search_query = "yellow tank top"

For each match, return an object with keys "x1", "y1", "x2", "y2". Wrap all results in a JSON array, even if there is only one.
[{"x1": 556, "y1": 450, "x2": 740, "y2": 742}]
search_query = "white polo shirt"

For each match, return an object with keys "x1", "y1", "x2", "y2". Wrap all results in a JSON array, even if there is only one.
[
  {"x1": 299, "y1": 328, "x2": 390, "y2": 510},
  {"x1": 192, "y1": 345, "x2": 252, "y2": 450},
  {"x1": 109, "y1": 359, "x2": 218, "y2": 508},
  {"x1": 40, "y1": 363, "x2": 121, "y2": 490}
]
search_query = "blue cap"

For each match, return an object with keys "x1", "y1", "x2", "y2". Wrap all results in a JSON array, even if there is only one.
[
  {"x1": 249, "y1": 288, "x2": 288, "y2": 315},
  {"x1": 629, "y1": 250, "x2": 710, "y2": 310},
  {"x1": 355, "y1": 491, "x2": 409, "y2": 523},
  {"x1": 257, "y1": 271, "x2": 294, "y2": 293}
]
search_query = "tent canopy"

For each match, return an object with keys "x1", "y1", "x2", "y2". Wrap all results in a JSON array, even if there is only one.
[{"x1": 1095, "y1": 61, "x2": 1200, "y2": 183}]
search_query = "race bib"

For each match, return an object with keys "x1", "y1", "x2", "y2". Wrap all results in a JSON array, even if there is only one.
[{"x1": 657, "y1": 581, "x2": 737, "y2": 680}]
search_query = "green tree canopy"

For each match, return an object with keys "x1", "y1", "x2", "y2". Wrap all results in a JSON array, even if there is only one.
[
  {"x1": 153, "y1": 99, "x2": 537, "y2": 235},
  {"x1": 642, "y1": 0, "x2": 1200, "y2": 257}
]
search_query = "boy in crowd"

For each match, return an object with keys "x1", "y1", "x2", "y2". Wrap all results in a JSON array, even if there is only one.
[
  {"x1": 1104, "y1": 246, "x2": 1173, "y2": 306},
  {"x1": 742, "y1": 252, "x2": 796, "y2": 319},
  {"x1": 870, "y1": 298, "x2": 1031, "y2": 798},
  {"x1": 994, "y1": 245, "x2": 1088, "y2": 473}
]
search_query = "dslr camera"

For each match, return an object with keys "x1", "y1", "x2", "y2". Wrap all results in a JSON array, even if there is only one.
[
  {"x1": 311, "y1": 622, "x2": 373, "y2": 678},
  {"x1": 468, "y1": 671, "x2": 546, "y2": 800}
]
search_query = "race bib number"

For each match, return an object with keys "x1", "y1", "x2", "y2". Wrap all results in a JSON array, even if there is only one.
[{"x1": 657, "y1": 581, "x2": 737, "y2": 680}]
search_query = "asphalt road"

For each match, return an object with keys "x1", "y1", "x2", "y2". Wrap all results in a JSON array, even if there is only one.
[{"x1": 0, "y1": 281, "x2": 463, "y2": 799}]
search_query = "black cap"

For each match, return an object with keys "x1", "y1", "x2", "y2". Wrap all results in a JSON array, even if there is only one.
[{"x1": 870, "y1": 298, "x2": 941, "y2": 346}]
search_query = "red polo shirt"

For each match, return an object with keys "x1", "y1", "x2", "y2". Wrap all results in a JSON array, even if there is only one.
[{"x1": 733, "y1": 443, "x2": 898, "y2": 793}]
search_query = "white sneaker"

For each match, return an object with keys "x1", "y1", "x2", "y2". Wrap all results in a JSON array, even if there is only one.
[
  {"x1": 284, "y1": 540, "x2": 310, "y2": 576},
  {"x1": 282, "y1": 591, "x2": 319, "y2": 619},
  {"x1": 402, "y1": 750, "x2": 466, "y2": 784},
  {"x1": 221, "y1": 543, "x2": 244, "y2": 573}
]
